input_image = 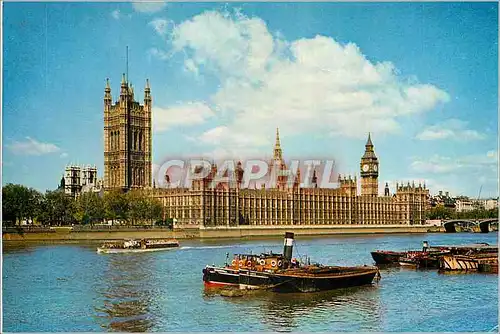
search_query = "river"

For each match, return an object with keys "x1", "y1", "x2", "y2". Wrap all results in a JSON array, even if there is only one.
[{"x1": 3, "y1": 232, "x2": 498, "y2": 332}]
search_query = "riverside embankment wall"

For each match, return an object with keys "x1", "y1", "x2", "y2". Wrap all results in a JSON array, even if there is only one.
[{"x1": 2, "y1": 225, "x2": 443, "y2": 241}]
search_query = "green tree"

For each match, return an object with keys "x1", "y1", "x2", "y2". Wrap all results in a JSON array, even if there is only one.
[
  {"x1": 2, "y1": 184, "x2": 43, "y2": 225},
  {"x1": 37, "y1": 189, "x2": 76, "y2": 226},
  {"x1": 74, "y1": 192, "x2": 104, "y2": 225},
  {"x1": 427, "y1": 205, "x2": 454, "y2": 220},
  {"x1": 103, "y1": 189, "x2": 129, "y2": 224},
  {"x1": 146, "y1": 197, "x2": 163, "y2": 224},
  {"x1": 126, "y1": 190, "x2": 163, "y2": 225}
]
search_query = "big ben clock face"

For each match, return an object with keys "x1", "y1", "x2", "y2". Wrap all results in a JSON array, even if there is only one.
[
  {"x1": 373, "y1": 165, "x2": 378, "y2": 172},
  {"x1": 362, "y1": 164, "x2": 369, "y2": 172}
]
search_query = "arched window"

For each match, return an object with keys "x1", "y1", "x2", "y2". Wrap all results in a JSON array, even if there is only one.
[
  {"x1": 133, "y1": 132, "x2": 137, "y2": 151},
  {"x1": 139, "y1": 132, "x2": 143, "y2": 151}
]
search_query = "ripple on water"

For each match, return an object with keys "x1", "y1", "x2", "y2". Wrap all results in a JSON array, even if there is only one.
[{"x1": 3, "y1": 233, "x2": 498, "y2": 332}]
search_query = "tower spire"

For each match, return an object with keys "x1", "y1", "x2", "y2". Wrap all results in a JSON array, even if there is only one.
[
  {"x1": 366, "y1": 132, "x2": 373, "y2": 148},
  {"x1": 273, "y1": 127, "x2": 282, "y2": 160},
  {"x1": 126, "y1": 45, "x2": 129, "y2": 84}
]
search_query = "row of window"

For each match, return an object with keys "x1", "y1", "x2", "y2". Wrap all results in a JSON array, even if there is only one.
[{"x1": 109, "y1": 130, "x2": 146, "y2": 151}]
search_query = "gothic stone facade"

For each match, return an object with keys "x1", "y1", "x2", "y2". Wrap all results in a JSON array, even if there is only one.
[
  {"x1": 152, "y1": 132, "x2": 429, "y2": 228},
  {"x1": 104, "y1": 75, "x2": 152, "y2": 191}
]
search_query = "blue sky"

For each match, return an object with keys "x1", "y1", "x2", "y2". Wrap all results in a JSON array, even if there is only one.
[{"x1": 2, "y1": 2, "x2": 498, "y2": 198}]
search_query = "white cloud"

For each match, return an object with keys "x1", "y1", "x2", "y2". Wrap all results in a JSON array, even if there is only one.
[
  {"x1": 410, "y1": 155, "x2": 462, "y2": 174},
  {"x1": 411, "y1": 150, "x2": 498, "y2": 174},
  {"x1": 153, "y1": 102, "x2": 215, "y2": 132},
  {"x1": 6, "y1": 137, "x2": 61, "y2": 156},
  {"x1": 111, "y1": 10, "x2": 121, "y2": 20},
  {"x1": 409, "y1": 150, "x2": 498, "y2": 197},
  {"x1": 60, "y1": 152, "x2": 69, "y2": 159},
  {"x1": 132, "y1": 1, "x2": 166, "y2": 13},
  {"x1": 152, "y1": 10, "x2": 449, "y2": 154},
  {"x1": 148, "y1": 48, "x2": 170, "y2": 61},
  {"x1": 110, "y1": 9, "x2": 131, "y2": 20},
  {"x1": 149, "y1": 18, "x2": 171, "y2": 36},
  {"x1": 416, "y1": 119, "x2": 486, "y2": 141}
]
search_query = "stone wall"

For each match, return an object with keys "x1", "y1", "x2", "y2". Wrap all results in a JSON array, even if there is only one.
[{"x1": 3, "y1": 225, "x2": 440, "y2": 241}]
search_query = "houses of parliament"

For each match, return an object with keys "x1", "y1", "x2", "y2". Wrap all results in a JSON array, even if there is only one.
[{"x1": 103, "y1": 75, "x2": 429, "y2": 228}]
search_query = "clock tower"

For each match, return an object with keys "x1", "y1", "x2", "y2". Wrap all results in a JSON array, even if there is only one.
[{"x1": 360, "y1": 133, "x2": 379, "y2": 197}]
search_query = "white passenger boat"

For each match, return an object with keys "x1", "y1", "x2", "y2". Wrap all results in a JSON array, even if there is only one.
[{"x1": 97, "y1": 238, "x2": 179, "y2": 254}]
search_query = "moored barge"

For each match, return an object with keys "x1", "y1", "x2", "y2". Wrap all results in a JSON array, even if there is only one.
[
  {"x1": 97, "y1": 238, "x2": 179, "y2": 254},
  {"x1": 203, "y1": 232, "x2": 379, "y2": 293},
  {"x1": 372, "y1": 241, "x2": 448, "y2": 267}
]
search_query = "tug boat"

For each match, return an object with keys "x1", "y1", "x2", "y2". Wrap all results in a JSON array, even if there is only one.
[
  {"x1": 97, "y1": 238, "x2": 179, "y2": 254},
  {"x1": 202, "y1": 232, "x2": 380, "y2": 293}
]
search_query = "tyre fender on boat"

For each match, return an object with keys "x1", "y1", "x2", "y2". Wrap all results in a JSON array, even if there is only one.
[
  {"x1": 277, "y1": 260, "x2": 282, "y2": 267},
  {"x1": 271, "y1": 260, "x2": 277, "y2": 267},
  {"x1": 239, "y1": 260, "x2": 244, "y2": 266},
  {"x1": 259, "y1": 259, "x2": 265, "y2": 265},
  {"x1": 231, "y1": 260, "x2": 237, "y2": 266},
  {"x1": 247, "y1": 260, "x2": 252, "y2": 266}
]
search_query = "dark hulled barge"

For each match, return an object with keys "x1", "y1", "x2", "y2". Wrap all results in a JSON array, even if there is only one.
[
  {"x1": 202, "y1": 232, "x2": 380, "y2": 293},
  {"x1": 372, "y1": 242, "x2": 498, "y2": 271}
]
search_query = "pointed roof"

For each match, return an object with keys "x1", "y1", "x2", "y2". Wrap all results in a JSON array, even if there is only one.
[
  {"x1": 145, "y1": 78, "x2": 150, "y2": 90},
  {"x1": 362, "y1": 132, "x2": 377, "y2": 159},
  {"x1": 366, "y1": 132, "x2": 373, "y2": 147},
  {"x1": 275, "y1": 127, "x2": 281, "y2": 149},
  {"x1": 121, "y1": 73, "x2": 127, "y2": 85},
  {"x1": 273, "y1": 127, "x2": 283, "y2": 161},
  {"x1": 105, "y1": 78, "x2": 111, "y2": 90}
]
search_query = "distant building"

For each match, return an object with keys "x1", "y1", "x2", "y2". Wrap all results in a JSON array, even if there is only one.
[
  {"x1": 430, "y1": 191, "x2": 455, "y2": 208},
  {"x1": 63, "y1": 165, "x2": 103, "y2": 198},
  {"x1": 474, "y1": 198, "x2": 499, "y2": 211},
  {"x1": 454, "y1": 196, "x2": 474, "y2": 213}
]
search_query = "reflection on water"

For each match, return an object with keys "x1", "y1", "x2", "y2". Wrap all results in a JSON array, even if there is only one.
[
  {"x1": 94, "y1": 254, "x2": 156, "y2": 332},
  {"x1": 204, "y1": 284, "x2": 382, "y2": 332},
  {"x1": 261, "y1": 285, "x2": 381, "y2": 332},
  {"x1": 3, "y1": 233, "x2": 498, "y2": 332}
]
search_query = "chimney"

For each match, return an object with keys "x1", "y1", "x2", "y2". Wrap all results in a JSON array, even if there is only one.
[{"x1": 283, "y1": 232, "x2": 294, "y2": 264}]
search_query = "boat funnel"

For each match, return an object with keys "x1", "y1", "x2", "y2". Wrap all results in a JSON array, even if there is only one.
[
  {"x1": 283, "y1": 232, "x2": 294, "y2": 262},
  {"x1": 423, "y1": 240, "x2": 429, "y2": 252}
]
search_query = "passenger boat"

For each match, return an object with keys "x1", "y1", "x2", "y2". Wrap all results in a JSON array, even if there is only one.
[
  {"x1": 202, "y1": 232, "x2": 380, "y2": 293},
  {"x1": 97, "y1": 238, "x2": 179, "y2": 254}
]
